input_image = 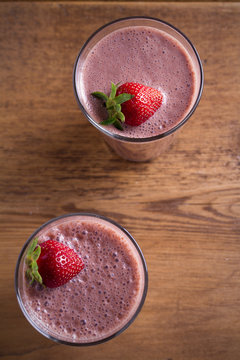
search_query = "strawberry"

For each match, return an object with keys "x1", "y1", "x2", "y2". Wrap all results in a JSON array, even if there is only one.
[
  {"x1": 91, "y1": 82, "x2": 163, "y2": 129},
  {"x1": 25, "y1": 238, "x2": 84, "y2": 288},
  {"x1": 117, "y1": 82, "x2": 163, "y2": 126}
]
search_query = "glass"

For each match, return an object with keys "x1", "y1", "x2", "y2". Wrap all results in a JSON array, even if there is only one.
[
  {"x1": 15, "y1": 213, "x2": 148, "y2": 346},
  {"x1": 73, "y1": 16, "x2": 204, "y2": 162}
]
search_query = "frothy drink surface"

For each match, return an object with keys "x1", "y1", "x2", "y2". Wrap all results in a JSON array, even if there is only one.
[
  {"x1": 21, "y1": 216, "x2": 145, "y2": 343},
  {"x1": 79, "y1": 25, "x2": 196, "y2": 138}
]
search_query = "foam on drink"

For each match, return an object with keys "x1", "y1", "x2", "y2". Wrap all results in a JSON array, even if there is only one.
[
  {"x1": 78, "y1": 26, "x2": 196, "y2": 138},
  {"x1": 18, "y1": 215, "x2": 147, "y2": 344}
]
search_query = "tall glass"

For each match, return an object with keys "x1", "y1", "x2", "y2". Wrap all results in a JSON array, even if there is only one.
[
  {"x1": 73, "y1": 17, "x2": 203, "y2": 162},
  {"x1": 15, "y1": 213, "x2": 148, "y2": 346}
]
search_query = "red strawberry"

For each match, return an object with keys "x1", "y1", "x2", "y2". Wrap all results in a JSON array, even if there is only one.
[
  {"x1": 116, "y1": 82, "x2": 163, "y2": 126},
  {"x1": 92, "y1": 81, "x2": 163, "y2": 129},
  {"x1": 25, "y1": 238, "x2": 84, "y2": 288}
]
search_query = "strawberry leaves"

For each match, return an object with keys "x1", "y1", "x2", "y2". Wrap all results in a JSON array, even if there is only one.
[
  {"x1": 92, "y1": 82, "x2": 163, "y2": 128},
  {"x1": 92, "y1": 82, "x2": 134, "y2": 130},
  {"x1": 90, "y1": 91, "x2": 108, "y2": 102},
  {"x1": 25, "y1": 237, "x2": 43, "y2": 286}
]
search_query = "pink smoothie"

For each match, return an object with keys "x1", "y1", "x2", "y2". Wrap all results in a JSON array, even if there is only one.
[
  {"x1": 18, "y1": 215, "x2": 147, "y2": 344},
  {"x1": 77, "y1": 25, "x2": 196, "y2": 138}
]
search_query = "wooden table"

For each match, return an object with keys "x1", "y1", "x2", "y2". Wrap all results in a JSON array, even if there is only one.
[{"x1": 0, "y1": 2, "x2": 239, "y2": 360}]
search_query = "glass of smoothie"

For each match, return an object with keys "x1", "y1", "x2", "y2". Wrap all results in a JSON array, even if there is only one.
[
  {"x1": 73, "y1": 16, "x2": 203, "y2": 162},
  {"x1": 15, "y1": 213, "x2": 148, "y2": 346}
]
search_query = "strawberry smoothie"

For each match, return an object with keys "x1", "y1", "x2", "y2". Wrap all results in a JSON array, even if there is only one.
[
  {"x1": 15, "y1": 214, "x2": 148, "y2": 345},
  {"x1": 74, "y1": 17, "x2": 203, "y2": 161}
]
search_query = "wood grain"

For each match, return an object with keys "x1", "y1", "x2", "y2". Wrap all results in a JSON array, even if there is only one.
[{"x1": 0, "y1": 2, "x2": 240, "y2": 360}]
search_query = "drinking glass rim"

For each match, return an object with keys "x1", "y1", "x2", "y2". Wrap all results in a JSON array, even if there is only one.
[
  {"x1": 15, "y1": 212, "x2": 148, "y2": 346},
  {"x1": 73, "y1": 16, "x2": 204, "y2": 143}
]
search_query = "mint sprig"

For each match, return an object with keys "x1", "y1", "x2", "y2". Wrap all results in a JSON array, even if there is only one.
[{"x1": 91, "y1": 82, "x2": 134, "y2": 131}]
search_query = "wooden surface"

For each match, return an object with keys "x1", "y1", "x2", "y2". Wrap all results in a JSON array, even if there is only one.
[{"x1": 0, "y1": 2, "x2": 240, "y2": 360}]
